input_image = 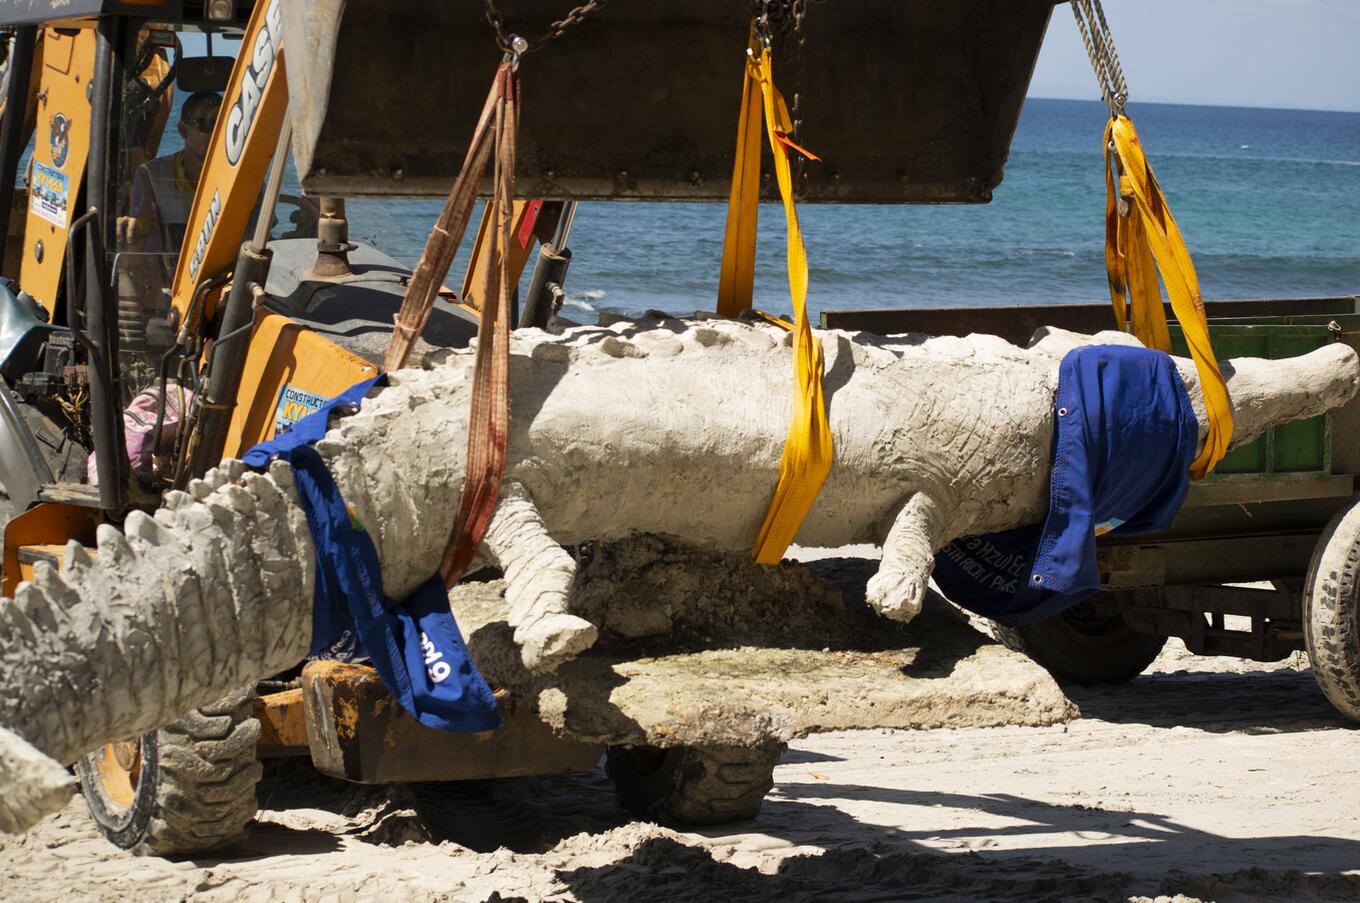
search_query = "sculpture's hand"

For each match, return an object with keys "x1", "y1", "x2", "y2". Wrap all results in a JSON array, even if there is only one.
[
  {"x1": 866, "y1": 564, "x2": 930, "y2": 623},
  {"x1": 865, "y1": 492, "x2": 941, "y2": 623}
]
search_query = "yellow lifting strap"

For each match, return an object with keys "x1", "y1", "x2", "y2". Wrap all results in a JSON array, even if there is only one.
[
  {"x1": 718, "y1": 31, "x2": 833, "y2": 565},
  {"x1": 1103, "y1": 114, "x2": 1233, "y2": 479}
]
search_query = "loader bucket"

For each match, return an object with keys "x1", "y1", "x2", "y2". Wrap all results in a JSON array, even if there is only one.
[{"x1": 282, "y1": 0, "x2": 1056, "y2": 203}]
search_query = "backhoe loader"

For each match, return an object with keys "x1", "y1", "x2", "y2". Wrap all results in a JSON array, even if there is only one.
[
  {"x1": 0, "y1": 0, "x2": 1127, "y2": 857},
  {"x1": 0, "y1": 0, "x2": 580, "y2": 854}
]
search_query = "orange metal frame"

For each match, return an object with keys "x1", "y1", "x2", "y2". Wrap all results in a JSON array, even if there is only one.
[
  {"x1": 2, "y1": 503, "x2": 100, "y2": 597},
  {"x1": 168, "y1": 0, "x2": 287, "y2": 329}
]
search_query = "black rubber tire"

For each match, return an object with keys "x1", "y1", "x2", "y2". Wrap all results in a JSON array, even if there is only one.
[
  {"x1": 0, "y1": 396, "x2": 85, "y2": 527},
  {"x1": 606, "y1": 743, "x2": 783, "y2": 825},
  {"x1": 76, "y1": 689, "x2": 262, "y2": 857},
  {"x1": 991, "y1": 594, "x2": 1166, "y2": 685},
  {"x1": 1303, "y1": 498, "x2": 1360, "y2": 722},
  {"x1": 19, "y1": 399, "x2": 87, "y2": 485}
]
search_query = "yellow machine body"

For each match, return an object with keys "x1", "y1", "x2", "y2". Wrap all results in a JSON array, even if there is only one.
[
  {"x1": 1, "y1": 502, "x2": 99, "y2": 597},
  {"x1": 168, "y1": 0, "x2": 287, "y2": 327},
  {"x1": 17, "y1": 27, "x2": 96, "y2": 313},
  {"x1": 1, "y1": 2, "x2": 392, "y2": 581},
  {"x1": 220, "y1": 311, "x2": 376, "y2": 460}
]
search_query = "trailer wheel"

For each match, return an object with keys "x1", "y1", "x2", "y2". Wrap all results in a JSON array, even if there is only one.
[
  {"x1": 991, "y1": 593, "x2": 1166, "y2": 685},
  {"x1": 75, "y1": 689, "x2": 261, "y2": 857},
  {"x1": 606, "y1": 743, "x2": 783, "y2": 825},
  {"x1": 1303, "y1": 498, "x2": 1360, "y2": 722}
]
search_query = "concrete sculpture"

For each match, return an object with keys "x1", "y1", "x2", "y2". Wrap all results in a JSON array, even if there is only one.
[{"x1": 1, "y1": 317, "x2": 1356, "y2": 833}]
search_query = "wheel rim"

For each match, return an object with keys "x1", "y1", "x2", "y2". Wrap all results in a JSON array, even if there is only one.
[
  {"x1": 92, "y1": 738, "x2": 142, "y2": 810},
  {"x1": 1052, "y1": 598, "x2": 1130, "y2": 648}
]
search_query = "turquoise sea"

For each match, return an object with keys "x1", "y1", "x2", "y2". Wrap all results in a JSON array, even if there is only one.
[{"x1": 342, "y1": 97, "x2": 1360, "y2": 323}]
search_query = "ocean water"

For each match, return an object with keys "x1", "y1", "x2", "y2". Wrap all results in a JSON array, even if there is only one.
[{"x1": 343, "y1": 98, "x2": 1359, "y2": 323}]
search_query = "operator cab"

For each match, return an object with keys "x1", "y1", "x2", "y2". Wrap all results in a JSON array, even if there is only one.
[
  {"x1": 109, "y1": 27, "x2": 249, "y2": 402},
  {"x1": 0, "y1": 11, "x2": 472, "y2": 514}
]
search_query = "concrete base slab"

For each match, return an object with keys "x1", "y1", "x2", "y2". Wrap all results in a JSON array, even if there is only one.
[{"x1": 452, "y1": 547, "x2": 1074, "y2": 749}]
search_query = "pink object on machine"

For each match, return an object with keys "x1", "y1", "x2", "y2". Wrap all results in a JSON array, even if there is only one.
[{"x1": 87, "y1": 385, "x2": 192, "y2": 485}]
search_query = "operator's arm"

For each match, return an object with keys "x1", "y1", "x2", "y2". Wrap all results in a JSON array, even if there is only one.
[{"x1": 116, "y1": 165, "x2": 156, "y2": 247}]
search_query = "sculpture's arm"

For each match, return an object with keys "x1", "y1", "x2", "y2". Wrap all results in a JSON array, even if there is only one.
[{"x1": 480, "y1": 481, "x2": 598, "y2": 672}]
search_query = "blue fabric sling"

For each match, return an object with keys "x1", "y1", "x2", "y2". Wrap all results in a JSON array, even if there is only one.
[
  {"x1": 932, "y1": 345, "x2": 1198, "y2": 627},
  {"x1": 243, "y1": 375, "x2": 501, "y2": 733}
]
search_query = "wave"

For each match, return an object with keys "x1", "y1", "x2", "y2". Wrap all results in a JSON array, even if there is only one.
[
  {"x1": 1172, "y1": 153, "x2": 1360, "y2": 168},
  {"x1": 562, "y1": 290, "x2": 604, "y2": 315},
  {"x1": 1017, "y1": 147, "x2": 1360, "y2": 169}
]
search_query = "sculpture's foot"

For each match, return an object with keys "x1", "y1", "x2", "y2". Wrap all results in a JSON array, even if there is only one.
[
  {"x1": 0, "y1": 726, "x2": 77, "y2": 835},
  {"x1": 866, "y1": 566, "x2": 928, "y2": 622},
  {"x1": 515, "y1": 612, "x2": 599, "y2": 673}
]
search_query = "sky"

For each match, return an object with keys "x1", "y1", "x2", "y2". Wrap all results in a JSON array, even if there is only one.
[
  {"x1": 181, "y1": 2, "x2": 1358, "y2": 114},
  {"x1": 1028, "y1": 0, "x2": 1360, "y2": 113}
]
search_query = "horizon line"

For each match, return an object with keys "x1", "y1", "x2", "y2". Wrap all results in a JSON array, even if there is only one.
[{"x1": 1025, "y1": 93, "x2": 1360, "y2": 116}]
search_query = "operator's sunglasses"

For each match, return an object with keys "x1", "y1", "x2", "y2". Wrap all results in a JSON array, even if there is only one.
[{"x1": 183, "y1": 115, "x2": 217, "y2": 132}]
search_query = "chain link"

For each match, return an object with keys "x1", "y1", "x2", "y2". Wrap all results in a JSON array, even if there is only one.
[
  {"x1": 483, "y1": 0, "x2": 609, "y2": 56},
  {"x1": 1071, "y1": 0, "x2": 1128, "y2": 117},
  {"x1": 760, "y1": 0, "x2": 794, "y2": 62},
  {"x1": 790, "y1": 0, "x2": 809, "y2": 192},
  {"x1": 749, "y1": 0, "x2": 815, "y2": 192}
]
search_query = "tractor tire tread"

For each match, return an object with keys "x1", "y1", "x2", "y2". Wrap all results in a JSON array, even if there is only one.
[
  {"x1": 989, "y1": 597, "x2": 1166, "y2": 685},
  {"x1": 608, "y1": 743, "x2": 782, "y2": 826},
  {"x1": 77, "y1": 688, "x2": 260, "y2": 857},
  {"x1": 1304, "y1": 500, "x2": 1360, "y2": 722}
]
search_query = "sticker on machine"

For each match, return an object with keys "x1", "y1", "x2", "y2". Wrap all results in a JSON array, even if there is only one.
[
  {"x1": 49, "y1": 114, "x2": 71, "y2": 169},
  {"x1": 274, "y1": 385, "x2": 327, "y2": 436},
  {"x1": 30, "y1": 161, "x2": 69, "y2": 227}
]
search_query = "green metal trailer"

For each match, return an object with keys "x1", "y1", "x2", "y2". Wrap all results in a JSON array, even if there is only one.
[{"x1": 825, "y1": 294, "x2": 1360, "y2": 720}]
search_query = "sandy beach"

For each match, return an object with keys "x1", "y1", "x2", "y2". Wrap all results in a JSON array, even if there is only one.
[{"x1": 3, "y1": 627, "x2": 1357, "y2": 903}]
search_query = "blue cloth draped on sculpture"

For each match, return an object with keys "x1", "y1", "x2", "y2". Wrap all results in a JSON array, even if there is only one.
[
  {"x1": 932, "y1": 345, "x2": 1199, "y2": 627},
  {"x1": 243, "y1": 375, "x2": 501, "y2": 733}
]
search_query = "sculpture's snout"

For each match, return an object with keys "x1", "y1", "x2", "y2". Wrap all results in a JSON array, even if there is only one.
[{"x1": 1223, "y1": 342, "x2": 1360, "y2": 451}]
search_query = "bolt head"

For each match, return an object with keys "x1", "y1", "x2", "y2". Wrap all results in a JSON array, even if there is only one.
[{"x1": 206, "y1": 0, "x2": 235, "y2": 21}]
